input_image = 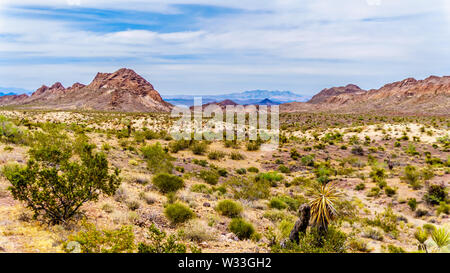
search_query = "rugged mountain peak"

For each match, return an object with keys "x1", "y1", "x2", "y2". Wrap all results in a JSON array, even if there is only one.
[
  {"x1": 32, "y1": 85, "x2": 49, "y2": 97},
  {"x1": 31, "y1": 82, "x2": 66, "y2": 97},
  {"x1": 66, "y1": 82, "x2": 86, "y2": 92},
  {"x1": 308, "y1": 84, "x2": 365, "y2": 104},
  {"x1": 50, "y1": 82, "x2": 65, "y2": 90},
  {"x1": 88, "y1": 68, "x2": 157, "y2": 96}
]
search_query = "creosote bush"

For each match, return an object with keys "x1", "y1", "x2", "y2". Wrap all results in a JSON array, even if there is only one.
[
  {"x1": 3, "y1": 144, "x2": 121, "y2": 224},
  {"x1": 199, "y1": 170, "x2": 219, "y2": 185},
  {"x1": 141, "y1": 142, "x2": 174, "y2": 174},
  {"x1": 229, "y1": 218, "x2": 255, "y2": 240},
  {"x1": 152, "y1": 173, "x2": 184, "y2": 194},
  {"x1": 138, "y1": 224, "x2": 200, "y2": 253},
  {"x1": 164, "y1": 202, "x2": 195, "y2": 224},
  {"x1": 215, "y1": 199, "x2": 243, "y2": 218},
  {"x1": 63, "y1": 222, "x2": 135, "y2": 253}
]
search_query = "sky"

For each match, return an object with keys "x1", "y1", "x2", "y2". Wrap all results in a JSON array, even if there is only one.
[{"x1": 0, "y1": 0, "x2": 450, "y2": 96}]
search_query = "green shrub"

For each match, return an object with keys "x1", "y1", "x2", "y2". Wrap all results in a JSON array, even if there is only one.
[
  {"x1": 190, "y1": 141, "x2": 208, "y2": 155},
  {"x1": 29, "y1": 131, "x2": 72, "y2": 164},
  {"x1": 199, "y1": 170, "x2": 219, "y2": 185},
  {"x1": 437, "y1": 202, "x2": 450, "y2": 215},
  {"x1": 246, "y1": 141, "x2": 261, "y2": 151},
  {"x1": 229, "y1": 218, "x2": 255, "y2": 240},
  {"x1": 263, "y1": 210, "x2": 293, "y2": 223},
  {"x1": 138, "y1": 224, "x2": 199, "y2": 253},
  {"x1": 191, "y1": 184, "x2": 212, "y2": 194},
  {"x1": 369, "y1": 166, "x2": 386, "y2": 183},
  {"x1": 164, "y1": 203, "x2": 195, "y2": 224},
  {"x1": 402, "y1": 165, "x2": 422, "y2": 189},
  {"x1": 405, "y1": 144, "x2": 420, "y2": 156},
  {"x1": 3, "y1": 145, "x2": 120, "y2": 224},
  {"x1": 218, "y1": 169, "x2": 228, "y2": 177},
  {"x1": 355, "y1": 183, "x2": 365, "y2": 191},
  {"x1": 64, "y1": 222, "x2": 134, "y2": 253},
  {"x1": 236, "y1": 168, "x2": 247, "y2": 175},
  {"x1": 141, "y1": 143, "x2": 174, "y2": 174},
  {"x1": 408, "y1": 198, "x2": 417, "y2": 211},
  {"x1": 384, "y1": 187, "x2": 396, "y2": 197},
  {"x1": 269, "y1": 197, "x2": 287, "y2": 210},
  {"x1": 366, "y1": 207, "x2": 399, "y2": 238},
  {"x1": 386, "y1": 245, "x2": 406, "y2": 253},
  {"x1": 230, "y1": 152, "x2": 245, "y2": 160},
  {"x1": 0, "y1": 115, "x2": 29, "y2": 144},
  {"x1": 208, "y1": 150, "x2": 226, "y2": 160},
  {"x1": 278, "y1": 165, "x2": 290, "y2": 174},
  {"x1": 192, "y1": 159, "x2": 208, "y2": 167},
  {"x1": 227, "y1": 176, "x2": 270, "y2": 201},
  {"x1": 247, "y1": 167, "x2": 259, "y2": 173},
  {"x1": 290, "y1": 149, "x2": 300, "y2": 160},
  {"x1": 367, "y1": 187, "x2": 381, "y2": 197},
  {"x1": 152, "y1": 173, "x2": 184, "y2": 194},
  {"x1": 424, "y1": 184, "x2": 448, "y2": 205},
  {"x1": 300, "y1": 155, "x2": 315, "y2": 167},
  {"x1": 256, "y1": 171, "x2": 283, "y2": 187},
  {"x1": 271, "y1": 226, "x2": 347, "y2": 253},
  {"x1": 215, "y1": 199, "x2": 243, "y2": 217},
  {"x1": 169, "y1": 139, "x2": 191, "y2": 153}
]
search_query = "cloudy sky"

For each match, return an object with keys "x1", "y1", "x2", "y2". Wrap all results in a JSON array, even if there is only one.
[{"x1": 0, "y1": 0, "x2": 449, "y2": 95}]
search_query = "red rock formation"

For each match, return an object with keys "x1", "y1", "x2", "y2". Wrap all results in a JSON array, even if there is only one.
[
  {"x1": 283, "y1": 75, "x2": 450, "y2": 115},
  {"x1": 308, "y1": 84, "x2": 365, "y2": 104},
  {"x1": 0, "y1": 68, "x2": 172, "y2": 112}
]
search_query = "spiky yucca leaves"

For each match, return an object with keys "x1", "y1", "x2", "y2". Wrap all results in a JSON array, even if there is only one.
[
  {"x1": 309, "y1": 183, "x2": 341, "y2": 232},
  {"x1": 430, "y1": 228, "x2": 450, "y2": 252}
]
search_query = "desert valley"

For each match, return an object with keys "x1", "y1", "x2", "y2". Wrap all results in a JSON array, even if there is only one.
[{"x1": 0, "y1": 68, "x2": 448, "y2": 253}]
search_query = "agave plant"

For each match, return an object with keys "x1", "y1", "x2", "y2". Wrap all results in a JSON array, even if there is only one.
[
  {"x1": 430, "y1": 228, "x2": 450, "y2": 252},
  {"x1": 309, "y1": 183, "x2": 341, "y2": 232}
]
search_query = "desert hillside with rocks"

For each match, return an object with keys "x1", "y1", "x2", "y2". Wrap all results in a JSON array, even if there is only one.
[{"x1": 0, "y1": 68, "x2": 172, "y2": 113}]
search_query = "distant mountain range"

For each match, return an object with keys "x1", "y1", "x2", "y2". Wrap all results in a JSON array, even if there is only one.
[
  {"x1": 0, "y1": 87, "x2": 31, "y2": 96},
  {"x1": 163, "y1": 90, "x2": 309, "y2": 107},
  {"x1": 1, "y1": 69, "x2": 448, "y2": 115}
]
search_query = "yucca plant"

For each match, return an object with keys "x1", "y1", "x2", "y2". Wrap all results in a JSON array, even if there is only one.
[
  {"x1": 414, "y1": 227, "x2": 429, "y2": 253},
  {"x1": 309, "y1": 183, "x2": 340, "y2": 232},
  {"x1": 430, "y1": 228, "x2": 450, "y2": 252}
]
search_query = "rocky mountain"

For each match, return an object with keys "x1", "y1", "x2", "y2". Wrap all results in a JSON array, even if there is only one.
[
  {"x1": 308, "y1": 84, "x2": 365, "y2": 104},
  {"x1": 282, "y1": 76, "x2": 450, "y2": 115},
  {"x1": 0, "y1": 68, "x2": 172, "y2": 112}
]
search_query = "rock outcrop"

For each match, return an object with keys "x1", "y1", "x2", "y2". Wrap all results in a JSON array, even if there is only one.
[{"x1": 0, "y1": 68, "x2": 172, "y2": 112}]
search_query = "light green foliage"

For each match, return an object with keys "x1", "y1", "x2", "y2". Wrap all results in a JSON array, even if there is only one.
[
  {"x1": 64, "y1": 222, "x2": 134, "y2": 253},
  {"x1": 138, "y1": 224, "x2": 200, "y2": 253},
  {"x1": 164, "y1": 202, "x2": 195, "y2": 224},
  {"x1": 152, "y1": 173, "x2": 184, "y2": 194},
  {"x1": 141, "y1": 142, "x2": 174, "y2": 174},
  {"x1": 4, "y1": 144, "x2": 120, "y2": 224},
  {"x1": 229, "y1": 218, "x2": 255, "y2": 240},
  {"x1": 215, "y1": 199, "x2": 243, "y2": 217}
]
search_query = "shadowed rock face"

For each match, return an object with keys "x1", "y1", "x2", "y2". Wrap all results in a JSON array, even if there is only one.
[{"x1": 0, "y1": 68, "x2": 172, "y2": 112}]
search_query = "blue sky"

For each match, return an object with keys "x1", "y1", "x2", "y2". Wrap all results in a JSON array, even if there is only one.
[{"x1": 0, "y1": 0, "x2": 450, "y2": 95}]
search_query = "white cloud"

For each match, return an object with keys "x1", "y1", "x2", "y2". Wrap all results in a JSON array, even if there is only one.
[{"x1": 0, "y1": 0, "x2": 449, "y2": 94}]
